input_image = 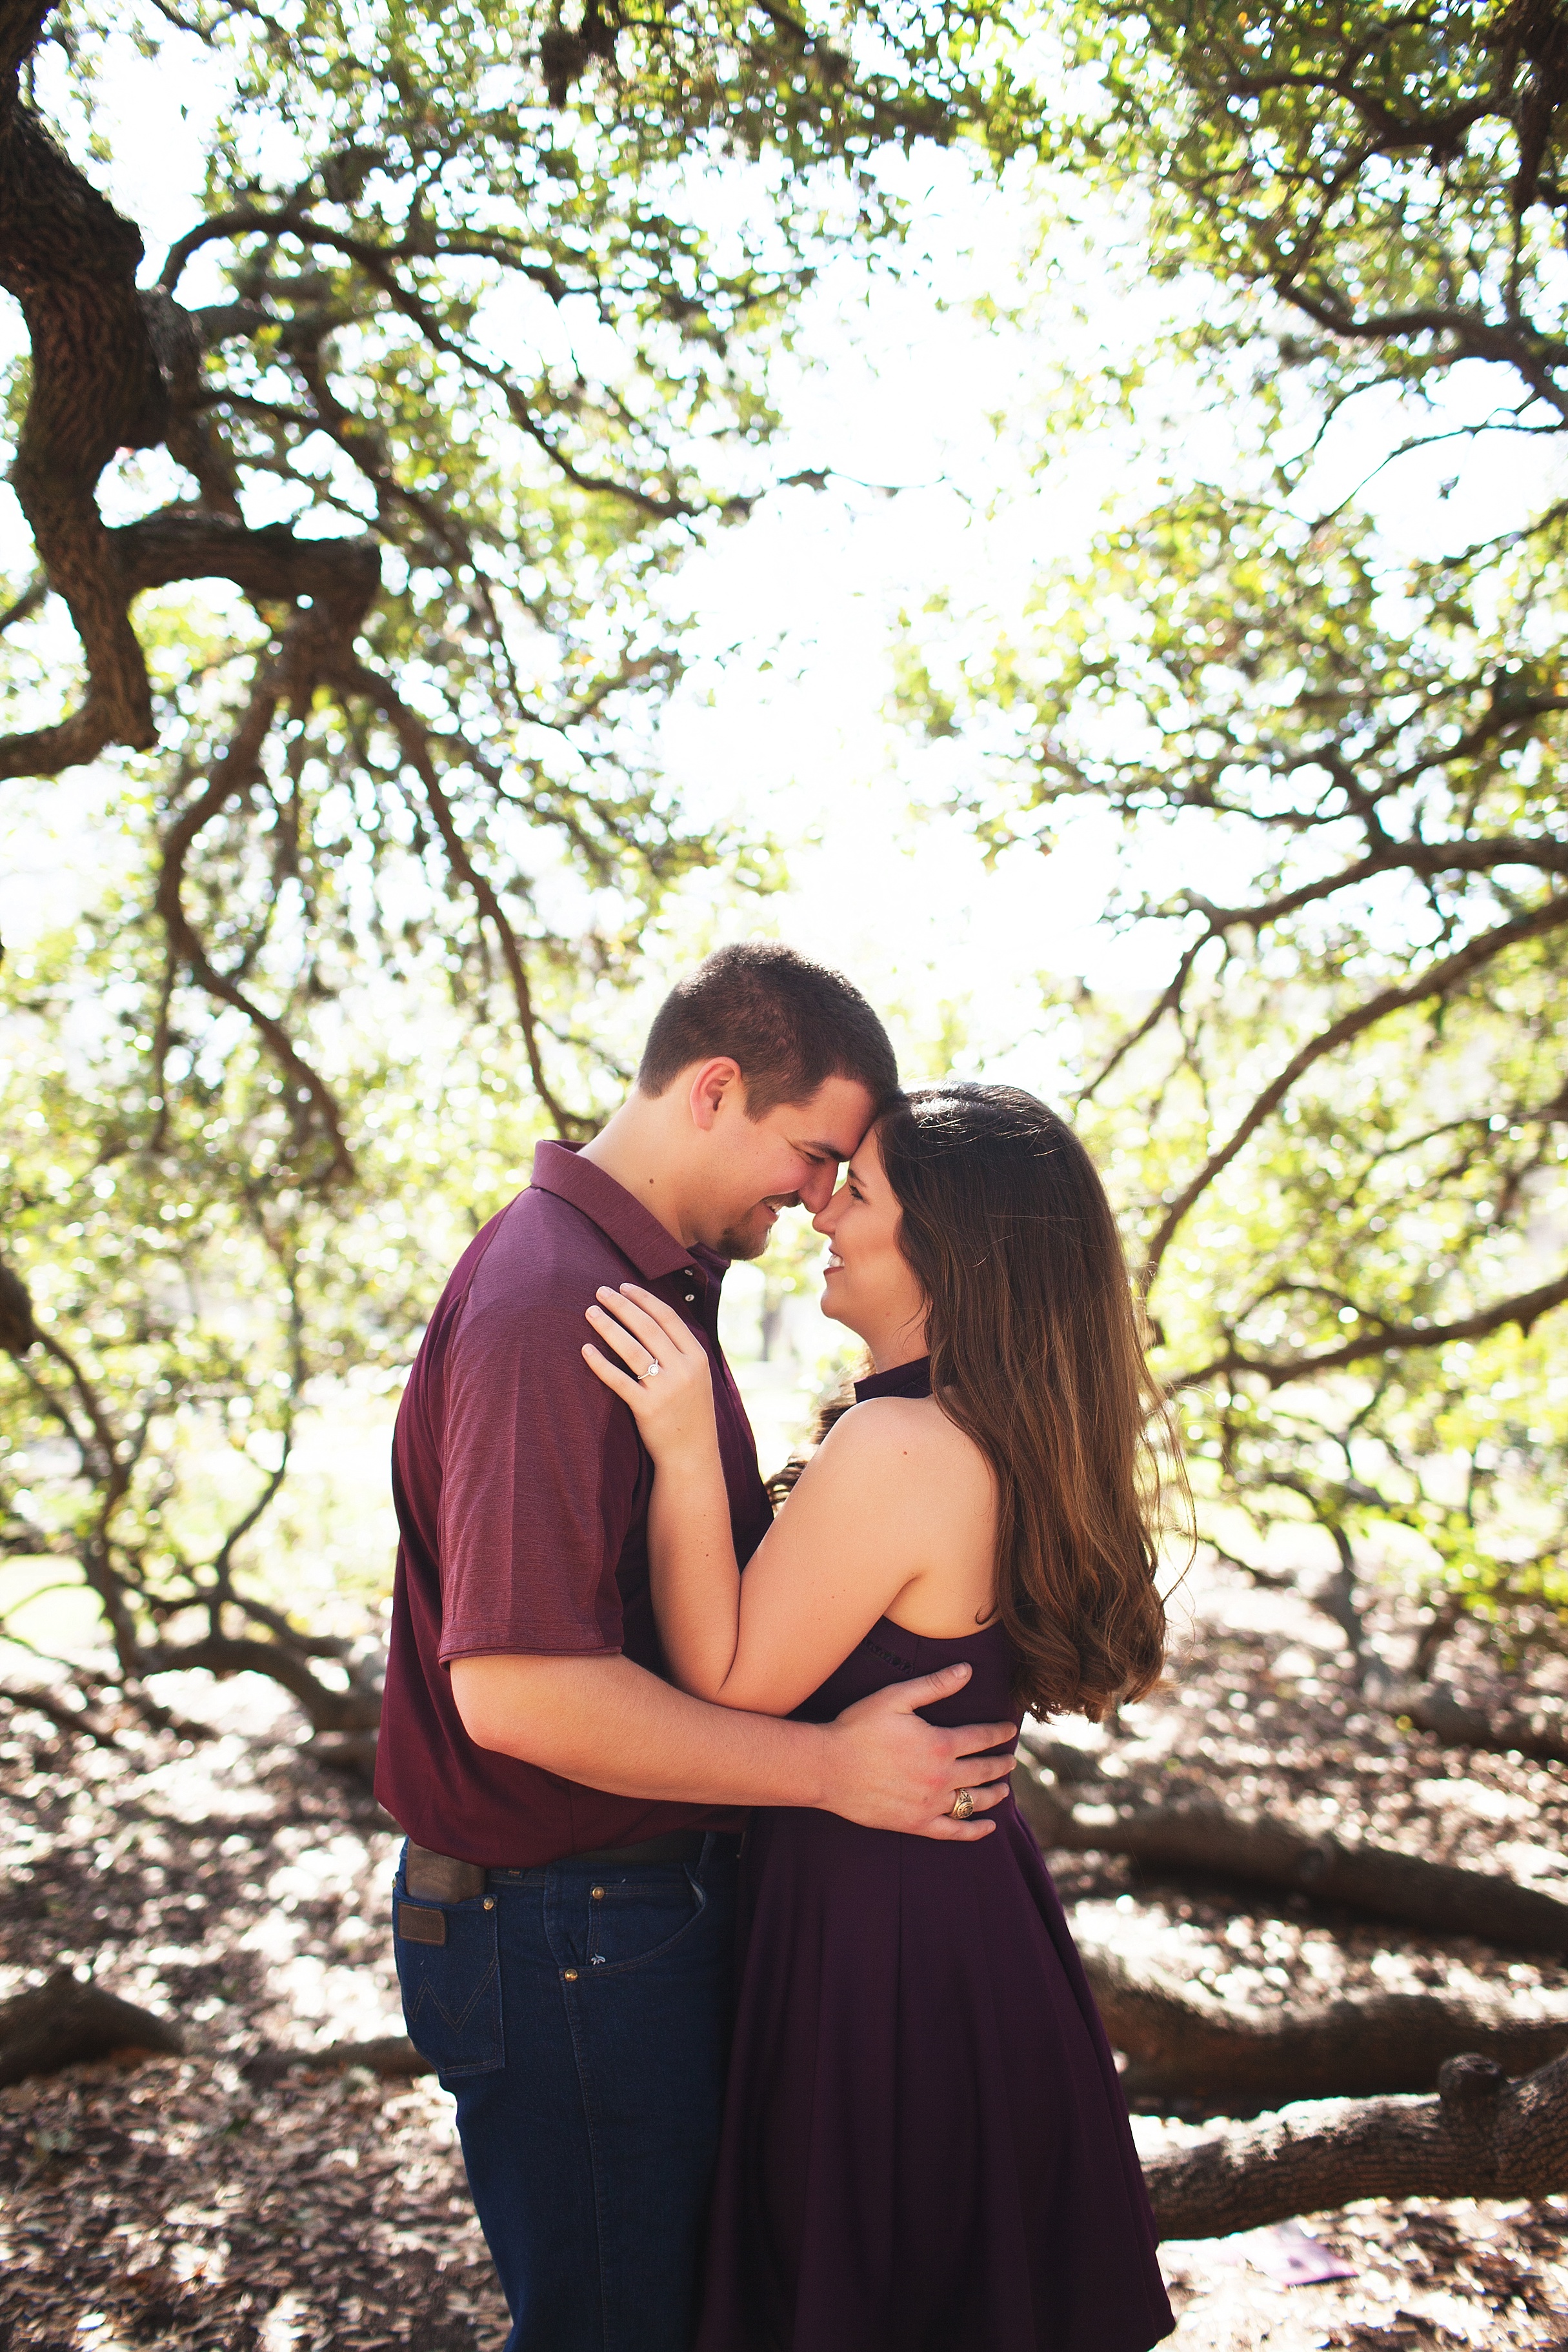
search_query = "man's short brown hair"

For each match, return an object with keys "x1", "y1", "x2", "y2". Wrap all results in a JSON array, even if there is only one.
[{"x1": 638, "y1": 942, "x2": 898, "y2": 1118}]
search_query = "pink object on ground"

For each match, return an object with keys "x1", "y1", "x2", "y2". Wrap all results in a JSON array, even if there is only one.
[{"x1": 1247, "y1": 2222, "x2": 1358, "y2": 2286}]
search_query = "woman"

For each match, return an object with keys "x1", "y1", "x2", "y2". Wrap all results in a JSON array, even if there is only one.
[{"x1": 582, "y1": 1083, "x2": 1178, "y2": 2352}]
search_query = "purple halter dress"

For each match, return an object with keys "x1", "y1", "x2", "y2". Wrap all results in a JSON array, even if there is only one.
[{"x1": 695, "y1": 1358, "x2": 1173, "y2": 2352}]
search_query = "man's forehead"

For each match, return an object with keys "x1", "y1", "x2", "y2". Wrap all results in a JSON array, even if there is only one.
[{"x1": 788, "y1": 1080, "x2": 876, "y2": 1160}]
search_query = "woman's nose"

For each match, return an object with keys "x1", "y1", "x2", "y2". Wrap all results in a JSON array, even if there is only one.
[{"x1": 812, "y1": 1183, "x2": 847, "y2": 1236}]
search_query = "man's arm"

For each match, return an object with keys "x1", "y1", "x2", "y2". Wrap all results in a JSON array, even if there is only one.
[{"x1": 450, "y1": 1651, "x2": 1018, "y2": 1842}]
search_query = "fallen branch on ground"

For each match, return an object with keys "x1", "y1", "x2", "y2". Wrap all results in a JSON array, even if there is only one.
[
  {"x1": 0, "y1": 1682, "x2": 125, "y2": 1748},
  {"x1": 1079, "y1": 1943, "x2": 1568, "y2": 2112},
  {"x1": 1020, "y1": 1735, "x2": 1103, "y2": 1784},
  {"x1": 0, "y1": 1971, "x2": 184, "y2": 2088},
  {"x1": 306, "y1": 1729, "x2": 379, "y2": 1783},
  {"x1": 1144, "y1": 2047, "x2": 1568, "y2": 2239},
  {"x1": 1012, "y1": 1761, "x2": 1568, "y2": 1953},
  {"x1": 1376, "y1": 1679, "x2": 1568, "y2": 1768},
  {"x1": 243, "y1": 2035, "x2": 429, "y2": 2085},
  {"x1": 243, "y1": 2018, "x2": 1568, "y2": 2242}
]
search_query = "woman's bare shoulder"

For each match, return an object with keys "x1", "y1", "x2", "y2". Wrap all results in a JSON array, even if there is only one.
[{"x1": 811, "y1": 1396, "x2": 990, "y2": 1500}]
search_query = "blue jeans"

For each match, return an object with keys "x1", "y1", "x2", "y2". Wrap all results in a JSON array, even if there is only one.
[{"x1": 392, "y1": 1836, "x2": 739, "y2": 2352}]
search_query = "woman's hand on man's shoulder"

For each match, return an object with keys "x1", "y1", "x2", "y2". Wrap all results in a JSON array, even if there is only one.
[{"x1": 580, "y1": 1282, "x2": 718, "y2": 1464}]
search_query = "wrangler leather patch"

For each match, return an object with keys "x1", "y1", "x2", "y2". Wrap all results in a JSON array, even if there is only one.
[{"x1": 397, "y1": 1902, "x2": 448, "y2": 1946}]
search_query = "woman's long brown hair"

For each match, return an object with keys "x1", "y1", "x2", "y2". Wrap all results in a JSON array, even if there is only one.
[{"x1": 877, "y1": 1083, "x2": 1183, "y2": 1722}]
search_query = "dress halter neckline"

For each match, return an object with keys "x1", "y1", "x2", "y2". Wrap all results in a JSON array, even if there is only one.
[{"x1": 853, "y1": 1356, "x2": 931, "y2": 1404}]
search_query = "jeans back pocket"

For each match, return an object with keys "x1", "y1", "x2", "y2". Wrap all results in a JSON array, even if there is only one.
[{"x1": 394, "y1": 1884, "x2": 504, "y2": 2079}]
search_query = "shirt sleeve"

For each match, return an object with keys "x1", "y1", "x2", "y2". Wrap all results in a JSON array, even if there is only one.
[{"x1": 437, "y1": 1292, "x2": 644, "y2": 1662}]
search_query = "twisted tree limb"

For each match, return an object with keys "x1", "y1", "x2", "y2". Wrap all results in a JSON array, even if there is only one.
[
  {"x1": 1014, "y1": 1763, "x2": 1568, "y2": 1953},
  {"x1": 0, "y1": 2, "x2": 386, "y2": 1172},
  {"x1": 1141, "y1": 890, "x2": 1568, "y2": 1287},
  {"x1": 1378, "y1": 1680, "x2": 1568, "y2": 1769},
  {"x1": 308, "y1": 1729, "x2": 380, "y2": 1782},
  {"x1": 1189, "y1": 830, "x2": 1568, "y2": 932},
  {"x1": 1080, "y1": 1942, "x2": 1568, "y2": 2112},
  {"x1": 0, "y1": 1971, "x2": 184, "y2": 2089},
  {"x1": 1, "y1": 0, "x2": 581, "y2": 1145},
  {"x1": 243, "y1": 2034, "x2": 428, "y2": 2086},
  {"x1": 110, "y1": 509, "x2": 380, "y2": 611},
  {"x1": 2, "y1": 1256, "x2": 381, "y2": 1753},
  {"x1": 0, "y1": 9, "x2": 272, "y2": 774},
  {"x1": 1180, "y1": 1263, "x2": 1568, "y2": 1391},
  {"x1": 344, "y1": 661, "x2": 592, "y2": 1141},
  {"x1": 149, "y1": 561, "x2": 379, "y2": 1189},
  {"x1": 0, "y1": 1681, "x2": 125, "y2": 1747},
  {"x1": 138, "y1": 1634, "x2": 382, "y2": 1734},
  {"x1": 234, "y1": 2016, "x2": 1568, "y2": 2240},
  {"x1": 1144, "y1": 2047, "x2": 1568, "y2": 2239},
  {"x1": 0, "y1": 0, "x2": 164, "y2": 773}
]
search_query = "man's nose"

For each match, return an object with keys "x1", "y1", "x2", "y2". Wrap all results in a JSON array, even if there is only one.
[
  {"x1": 810, "y1": 1180, "x2": 845, "y2": 1230},
  {"x1": 798, "y1": 1165, "x2": 838, "y2": 1214}
]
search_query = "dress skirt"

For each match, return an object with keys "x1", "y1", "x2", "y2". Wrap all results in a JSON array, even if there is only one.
[{"x1": 695, "y1": 1618, "x2": 1173, "y2": 2352}]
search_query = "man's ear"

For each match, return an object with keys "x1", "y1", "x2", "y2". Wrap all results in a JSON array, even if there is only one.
[{"x1": 687, "y1": 1056, "x2": 745, "y2": 1133}]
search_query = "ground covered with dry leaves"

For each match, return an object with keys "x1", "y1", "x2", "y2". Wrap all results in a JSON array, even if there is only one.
[{"x1": 2, "y1": 1560, "x2": 1567, "y2": 2349}]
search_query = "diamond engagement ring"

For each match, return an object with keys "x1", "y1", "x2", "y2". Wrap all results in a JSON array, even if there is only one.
[
  {"x1": 950, "y1": 1788, "x2": 975, "y2": 1820},
  {"x1": 638, "y1": 1358, "x2": 663, "y2": 1383}
]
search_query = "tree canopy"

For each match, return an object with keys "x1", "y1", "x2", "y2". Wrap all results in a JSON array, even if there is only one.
[
  {"x1": 1, "y1": 0, "x2": 1033, "y2": 1143},
  {"x1": 900, "y1": 0, "x2": 1568, "y2": 1669},
  {"x1": 0, "y1": 0, "x2": 1034, "y2": 1737}
]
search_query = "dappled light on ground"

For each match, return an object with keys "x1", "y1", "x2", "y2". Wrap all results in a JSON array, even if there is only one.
[{"x1": 5, "y1": 1542, "x2": 1567, "y2": 2347}]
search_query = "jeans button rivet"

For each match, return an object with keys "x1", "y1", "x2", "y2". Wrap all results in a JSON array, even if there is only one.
[
  {"x1": 590, "y1": 1885, "x2": 605, "y2": 1900},
  {"x1": 483, "y1": 1897, "x2": 494, "y2": 1911},
  {"x1": 563, "y1": 1967, "x2": 578, "y2": 1982}
]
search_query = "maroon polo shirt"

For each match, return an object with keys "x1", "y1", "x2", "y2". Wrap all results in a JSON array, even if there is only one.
[{"x1": 375, "y1": 1141, "x2": 772, "y2": 1866}]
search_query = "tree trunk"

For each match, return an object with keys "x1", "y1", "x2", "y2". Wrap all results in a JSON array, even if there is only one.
[
  {"x1": 0, "y1": 1970, "x2": 184, "y2": 2087},
  {"x1": 1079, "y1": 1943, "x2": 1568, "y2": 2111},
  {"x1": 1013, "y1": 1762, "x2": 1568, "y2": 1953},
  {"x1": 1144, "y1": 2047, "x2": 1568, "y2": 2238},
  {"x1": 0, "y1": 0, "x2": 380, "y2": 781}
]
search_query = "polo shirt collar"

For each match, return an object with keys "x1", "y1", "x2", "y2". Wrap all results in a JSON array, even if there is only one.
[{"x1": 531, "y1": 1140, "x2": 696, "y2": 1282}]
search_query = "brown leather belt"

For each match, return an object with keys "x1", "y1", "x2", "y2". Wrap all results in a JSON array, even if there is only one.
[{"x1": 404, "y1": 1829, "x2": 719, "y2": 1902}]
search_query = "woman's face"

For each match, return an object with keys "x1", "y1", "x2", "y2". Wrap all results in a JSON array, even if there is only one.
[{"x1": 812, "y1": 1123, "x2": 927, "y2": 1363}]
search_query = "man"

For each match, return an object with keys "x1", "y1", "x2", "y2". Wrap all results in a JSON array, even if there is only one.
[{"x1": 376, "y1": 942, "x2": 1016, "y2": 2352}]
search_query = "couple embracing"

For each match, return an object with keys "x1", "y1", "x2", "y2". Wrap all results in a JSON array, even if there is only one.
[{"x1": 377, "y1": 943, "x2": 1176, "y2": 2352}]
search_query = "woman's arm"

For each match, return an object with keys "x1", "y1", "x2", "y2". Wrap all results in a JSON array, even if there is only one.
[
  {"x1": 583, "y1": 1284, "x2": 747, "y2": 1698},
  {"x1": 585, "y1": 1289, "x2": 752, "y2": 1693},
  {"x1": 584, "y1": 1285, "x2": 932, "y2": 1715}
]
